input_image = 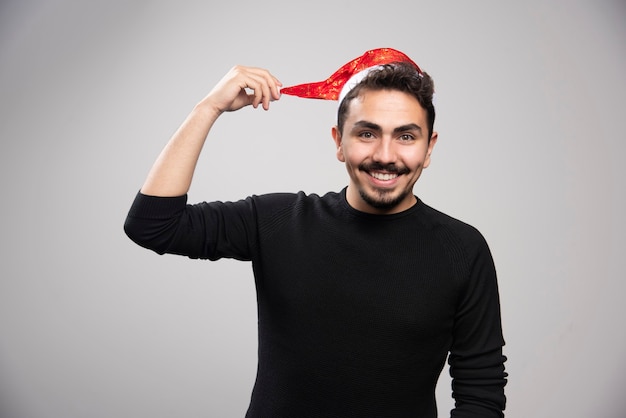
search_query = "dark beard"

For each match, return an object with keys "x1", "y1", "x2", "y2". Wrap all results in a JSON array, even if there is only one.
[{"x1": 358, "y1": 187, "x2": 409, "y2": 210}]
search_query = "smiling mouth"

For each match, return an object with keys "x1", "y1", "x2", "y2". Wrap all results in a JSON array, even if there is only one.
[
  {"x1": 359, "y1": 162, "x2": 408, "y2": 183},
  {"x1": 369, "y1": 171, "x2": 399, "y2": 181}
]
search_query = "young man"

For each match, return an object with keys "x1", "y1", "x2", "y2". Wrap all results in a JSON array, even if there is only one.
[{"x1": 125, "y1": 49, "x2": 507, "y2": 417}]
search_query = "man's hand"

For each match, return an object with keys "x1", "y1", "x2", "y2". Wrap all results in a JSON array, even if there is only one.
[{"x1": 202, "y1": 65, "x2": 282, "y2": 114}]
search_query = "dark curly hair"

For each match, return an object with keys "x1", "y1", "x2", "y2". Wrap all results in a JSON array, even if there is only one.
[{"x1": 336, "y1": 62, "x2": 435, "y2": 140}]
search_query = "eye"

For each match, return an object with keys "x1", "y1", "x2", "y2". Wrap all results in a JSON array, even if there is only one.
[
  {"x1": 359, "y1": 131, "x2": 375, "y2": 139},
  {"x1": 399, "y1": 133, "x2": 415, "y2": 141}
]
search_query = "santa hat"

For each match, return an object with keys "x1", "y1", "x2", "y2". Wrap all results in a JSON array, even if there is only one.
[{"x1": 280, "y1": 48, "x2": 423, "y2": 102}]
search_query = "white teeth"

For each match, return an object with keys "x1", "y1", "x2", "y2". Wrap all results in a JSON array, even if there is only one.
[{"x1": 370, "y1": 172, "x2": 398, "y2": 181}]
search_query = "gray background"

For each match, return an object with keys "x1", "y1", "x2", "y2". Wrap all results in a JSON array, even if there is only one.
[{"x1": 1, "y1": 0, "x2": 625, "y2": 417}]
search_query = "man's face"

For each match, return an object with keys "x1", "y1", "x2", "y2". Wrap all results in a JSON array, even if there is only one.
[{"x1": 332, "y1": 89, "x2": 437, "y2": 215}]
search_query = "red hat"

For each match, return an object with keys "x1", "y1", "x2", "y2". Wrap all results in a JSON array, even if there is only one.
[{"x1": 280, "y1": 48, "x2": 422, "y2": 101}]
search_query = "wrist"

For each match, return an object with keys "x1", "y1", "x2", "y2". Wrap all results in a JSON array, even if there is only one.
[{"x1": 194, "y1": 97, "x2": 223, "y2": 121}]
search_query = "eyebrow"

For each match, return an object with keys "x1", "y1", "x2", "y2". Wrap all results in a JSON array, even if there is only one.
[{"x1": 352, "y1": 120, "x2": 422, "y2": 135}]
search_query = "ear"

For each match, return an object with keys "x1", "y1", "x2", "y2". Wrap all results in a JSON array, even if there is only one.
[
  {"x1": 423, "y1": 131, "x2": 438, "y2": 169},
  {"x1": 331, "y1": 126, "x2": 345, "y2": 162}
]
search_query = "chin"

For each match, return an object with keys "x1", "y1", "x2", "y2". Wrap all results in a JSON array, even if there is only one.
[{"x1": 359, "y1": 188, "x2": 408, "y2": 211}]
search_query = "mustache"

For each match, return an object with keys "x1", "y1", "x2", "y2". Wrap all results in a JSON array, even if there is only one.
[{"x1": 358, "y1": 162, "x2": 410, "y2": 175}]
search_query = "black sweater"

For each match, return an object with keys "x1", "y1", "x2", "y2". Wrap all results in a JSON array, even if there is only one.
[{"x1": 124, "y1": 189, "x2": 506, "y2": 417}]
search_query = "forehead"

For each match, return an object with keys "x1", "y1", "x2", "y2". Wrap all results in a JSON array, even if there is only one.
[{"x1": 346, "y1": 89, "x2": 427, "y2": 124}]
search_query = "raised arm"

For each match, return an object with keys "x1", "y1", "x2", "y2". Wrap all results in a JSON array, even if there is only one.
[{"x1": 140, "y1": 65, "x2": 282, "y2": 197}]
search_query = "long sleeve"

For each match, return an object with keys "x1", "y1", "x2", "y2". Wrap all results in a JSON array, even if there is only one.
[
  {"x1": 448, "y1": 227, "x2": 507, "y2": 417},
  {"x1": 123, "y1": 191, "x2": 257, "y2": 261}
]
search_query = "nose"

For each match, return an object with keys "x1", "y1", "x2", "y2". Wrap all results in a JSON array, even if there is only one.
[{"x1": 372, "y1": 137, "x2": 396, "y2": 164}]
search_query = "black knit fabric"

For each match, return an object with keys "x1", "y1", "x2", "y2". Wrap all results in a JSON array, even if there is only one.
[{"x1": 124, "y1": 189, "x2": 507, "y2": 417}]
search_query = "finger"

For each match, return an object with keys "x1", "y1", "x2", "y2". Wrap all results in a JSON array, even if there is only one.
[
  {"x1": 245, "y1": 67, "x2": 282, "y2": 102},
  {"x1": 265, "y1": 73, "x2": 282, "y2": 102},
  {"x1": 260, "y1": 79, "x2": 272, "y2": 110},
  {"x1": 246, "y1": 76, "x2": 266, "y2": 109},
  {"x1": 245, "y1": 72, "x2": 275, "y2": 110},
  {"x1": 260, "y1": 73, "x2": 282, "y2": 101},
  {"x1": 270, "y1": 77, "x2": 282, "y2": 102}
]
